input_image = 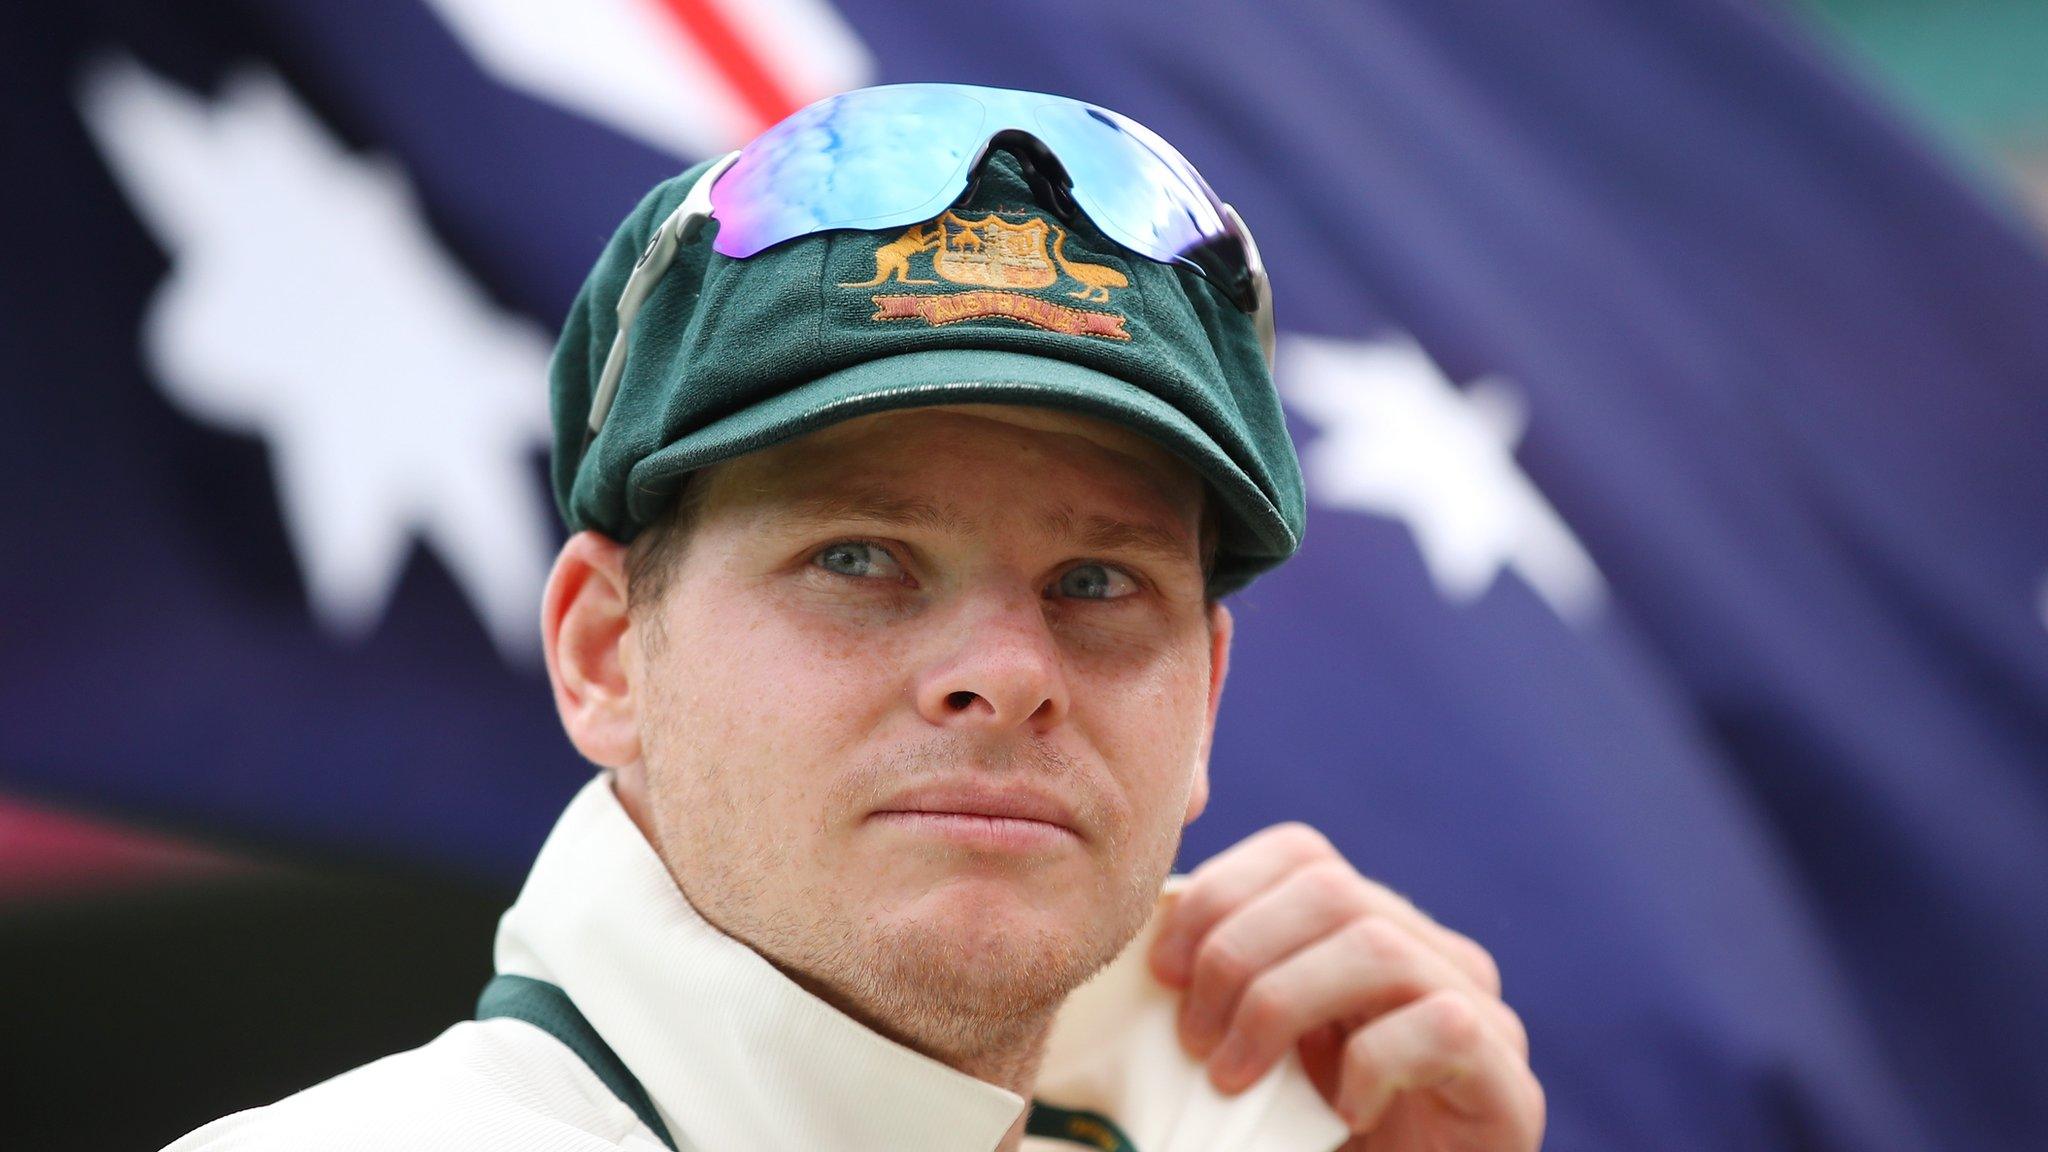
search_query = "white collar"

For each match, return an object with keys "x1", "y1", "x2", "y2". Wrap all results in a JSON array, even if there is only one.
[{"x1": 494, "y1": 773, "x2": 1346, "y2": 1152}]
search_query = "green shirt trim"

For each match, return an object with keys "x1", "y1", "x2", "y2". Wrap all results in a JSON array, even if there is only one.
[
  {"x1": 473, "y1": 973, "x2": 1139, "y2": 1151},
  {"x1": 476, "y1": 973, "x2": 676, "y2": 1149}
]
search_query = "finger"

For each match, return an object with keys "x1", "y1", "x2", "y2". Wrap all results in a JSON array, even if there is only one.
[
  {"x1": 1329, "y1": 876, "x2": 1503, "y2": 1001},
  {"x1": 1150, "y1": 822, "x2": 1336, "y2": 985},
  {"x1": 1336, "y1": 990, "x2": 1543, "y2": 1149},
  {"x1": 1206, "y1": 916, "x2": 1526, "y2": 1092},
  {"x1": 1177, "y1": 861, "x2": 1370, "y2": 1056},
  {"x1": 1153, "y1": 825, "x2": 1507, "y2": 1004}
]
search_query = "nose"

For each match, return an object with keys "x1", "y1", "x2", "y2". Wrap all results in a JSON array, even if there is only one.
[{"x1": 914, "y1": 589, "x2": 1070, "y2": 734}]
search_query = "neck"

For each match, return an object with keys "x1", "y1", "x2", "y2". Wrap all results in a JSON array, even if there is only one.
[
  {"x1": 780, "y1": 960, "x2": 1060, "y2": 1128},
  {"x1": 914, "y1": 1013, "x2": 1055, "y2": 1152},
  {"x1": 915, "y1": 1005, "x2": 1055, "y2": 1096}
]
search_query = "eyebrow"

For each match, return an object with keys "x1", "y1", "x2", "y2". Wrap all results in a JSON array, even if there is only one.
[
  {"x1": 771, "y1": 489, "x2": 967, "y2": 535},
  {"x1": 1036, "y1": 505, "x2": 1197, "y2": 565},
  {"x1": 769, "y1": 489, "x2": 1196, "y2": 564}
]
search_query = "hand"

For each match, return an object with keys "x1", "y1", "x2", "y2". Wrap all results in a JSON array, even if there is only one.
[{"x1": 1148, "y1": 823, "x2": 1543, "y2": 1151}]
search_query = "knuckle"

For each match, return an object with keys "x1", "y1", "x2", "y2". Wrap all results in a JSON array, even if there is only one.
[
  {"x1": 1237, "y1": 975, "x2": 1294, "y2": 1033},
  {"x1": 1296, "y1": 858, "x2": 1364, "y2": 909},
  {"x1": 1341, "y1": 918, "x2": 1433, "y2": 1001},
  {"x1": 1526, "y1": 1071, "x2": 1549, "y2": 1144},
  {"x1": 1170, "y1": 887, "x2": 1227, "y2": 935},
  {"x1": 1496, "y1": 1000, "x2": 1530, "y2": 1059},
  {"x1": 1350, "y1": 914, "x2": 1414, "y2": 968},
  {"x1": 1499, "y1": 1064, "x2": 1548, "y2": 1152},
  {"x1": 1193, "y1": 935, "x2": 1256, "y2": 990},
  {"x1": 1380, "y1": 883, "x2": 1429, "y2": 920},
  {"x1": 1266, "y1": 821, "x2": 1334, "y2": 862},
  {"x1": 1420, "y1": 990, "x2": 1485, "y2": 1051},
  {"x1": 1461, "y1": 937, "x2": 1504, "y2": 996},
  {"x1": 1339, "y1": 1018, "x2": 1388, "y2": 1082}
]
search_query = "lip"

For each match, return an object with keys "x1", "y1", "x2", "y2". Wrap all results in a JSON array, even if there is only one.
[{"x1": 868, "y1": 781, "x2": 1083, "y2": 847}]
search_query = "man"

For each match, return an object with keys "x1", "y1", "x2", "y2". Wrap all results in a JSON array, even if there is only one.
[{"x1": 166, "y1": 85, "x2": 1541, "y2": 1152}]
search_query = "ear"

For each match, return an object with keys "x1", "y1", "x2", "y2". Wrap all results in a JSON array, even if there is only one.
[
  {"x1": 541, "y1": 530, "x2": 643, "y2": 769},
  {"x1": 1182, "y1": 601, "x2": 1234, "y2": 827}
]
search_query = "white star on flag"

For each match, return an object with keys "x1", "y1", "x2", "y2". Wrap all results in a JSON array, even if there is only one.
[
  {"x1": 76, "y1": 55, "x2": 557, "y2": 663},
  {"x1": 1279, "y1": 333, "x2": 1607, "y2": 623}
]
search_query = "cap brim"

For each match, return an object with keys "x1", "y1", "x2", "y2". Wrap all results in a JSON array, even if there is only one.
[{"x1": 623, "y1": 348, "x2": 1295, "y2": 594}]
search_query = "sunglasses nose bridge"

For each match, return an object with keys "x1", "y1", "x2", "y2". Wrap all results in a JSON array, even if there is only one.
[{"x1": 960, "y1": 128, "x2": 1081, "y2": 223}]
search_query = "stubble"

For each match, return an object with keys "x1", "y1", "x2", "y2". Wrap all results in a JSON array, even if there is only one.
[{"x1": 643, "y1": 719, "x2": 1181, "y2": 1082}]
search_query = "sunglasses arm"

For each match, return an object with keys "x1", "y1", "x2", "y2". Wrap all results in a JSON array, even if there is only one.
[
  {"x1": 1221, "y1": 203, "x2": 1276, "y2": 369},
  {"x1": 583, "y1": 150, "x2": 743, "y2": 458}
]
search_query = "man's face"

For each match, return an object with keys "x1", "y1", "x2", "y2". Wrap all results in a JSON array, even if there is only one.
[{"x1": 613, "y1": 404, "x2": 1228, "y2": 1054}]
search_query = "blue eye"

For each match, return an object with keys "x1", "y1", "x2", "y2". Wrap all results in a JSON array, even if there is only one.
[
  {"x1": 814, "y1": 542, "x2": 903, "y2": 580},
  {"x1": 1055, "y1": 563, "x2": 1137, "y2": 600}
]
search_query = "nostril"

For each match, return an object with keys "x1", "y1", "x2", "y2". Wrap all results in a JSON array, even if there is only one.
[{"x1": 945, "y1": 690, "x2": 979, "y2": 712}]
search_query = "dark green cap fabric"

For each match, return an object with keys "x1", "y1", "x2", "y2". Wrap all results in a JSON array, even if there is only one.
[{"x1": 550, "y1": 151, "x2": 1305, "y2": 594}]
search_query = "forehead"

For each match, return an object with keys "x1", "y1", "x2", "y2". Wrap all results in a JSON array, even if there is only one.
[{"x1": 701, "y1": 404, "x2": 1206, "y2": 524}]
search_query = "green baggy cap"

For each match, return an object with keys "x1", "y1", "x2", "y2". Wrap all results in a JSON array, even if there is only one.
[{"x1": 550, "y1": 151, "x2": 1305, "y2": 595}]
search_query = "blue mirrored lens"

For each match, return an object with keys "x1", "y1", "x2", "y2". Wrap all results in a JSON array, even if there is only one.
[
  {"x1": 711, "y1": 86, "x2": 990, "y2": 258},
  {"x1": 1030, "y1": 101, "x2": 1225, "y2": 270},
  {"x1": 709, "y1": 84, "x2": 1236, "y2": 285}
]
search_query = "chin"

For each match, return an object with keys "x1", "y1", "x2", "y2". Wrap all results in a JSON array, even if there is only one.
[
  {"x1": 784, "y1": 847, "x2": 1171, "y2": 1043},
  {"x1": 853, "y1": 903, "x2": 1104, "y2": 1029},
  {"x1": 858, "y1": 874, "x2": 1135, "y2": 1007}
]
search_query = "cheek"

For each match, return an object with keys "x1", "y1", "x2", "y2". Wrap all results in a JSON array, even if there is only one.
[
  {"x1": 639, "y1": 583, "x2": 910, "y2": 794},
  {"x1": 1068, "y1": 630, "x2": 1213, "y2": 827}
]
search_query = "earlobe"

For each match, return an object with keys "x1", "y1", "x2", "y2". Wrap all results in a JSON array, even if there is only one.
[
  {"x1": 541, "y1": 531, "x2": 643, "y2": 768},
  {"x1": 1183, "y1": 601, "x2": 1234, "y2": 827}
]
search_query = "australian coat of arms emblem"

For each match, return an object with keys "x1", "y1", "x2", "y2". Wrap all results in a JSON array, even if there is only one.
[{"x1": 841, "y1": 211, "x2": 1131, "y2": 340}]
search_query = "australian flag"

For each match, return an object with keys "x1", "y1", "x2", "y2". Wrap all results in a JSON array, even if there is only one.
[{"x1": 4, "y1": 1, "x2": 2045, "y2": 1149}]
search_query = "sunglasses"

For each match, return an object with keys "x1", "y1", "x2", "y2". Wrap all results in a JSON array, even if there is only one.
[{"x1": 587, "y1": 83, "x2": 1274, "y2": 452}]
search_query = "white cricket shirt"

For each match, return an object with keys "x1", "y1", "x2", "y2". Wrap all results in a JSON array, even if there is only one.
[{"x1": 164, "y1": 773, "x2": 1347, "y2": 1152}]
